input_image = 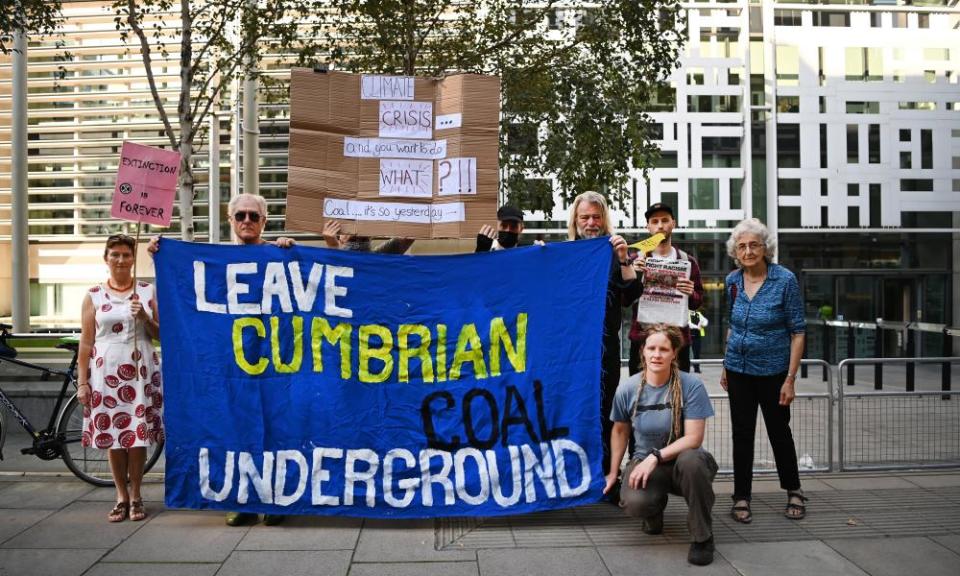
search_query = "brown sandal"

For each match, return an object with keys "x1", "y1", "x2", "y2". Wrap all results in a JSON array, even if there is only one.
[
  {"x1": 130, "y1": 499, "x2": 147, "y2": 522},
  {"x1": 785, "y1": 490, "x2": 807, "y2": 520},
  {"x1": 108, "y1": 501, "x2": 129, "y2": 522}
]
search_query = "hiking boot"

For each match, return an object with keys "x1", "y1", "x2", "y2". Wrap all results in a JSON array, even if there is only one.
[
  {"x1": 688, "y1": 537, "x2": 715, "y2": 566},
  {"x1": 642, "y1": 512, "x2": 664, "y2": 535},
  {"x1": 263, "y1": 514, "x2": 285, "y2": 526},
  {"x1": 225, "y1": 512, "x2": 256, "y2": 526}
]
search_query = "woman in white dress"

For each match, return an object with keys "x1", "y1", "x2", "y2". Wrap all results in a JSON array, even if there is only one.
[{"x1": 77, "y1": 234, "x2": 162, "y2": 522}]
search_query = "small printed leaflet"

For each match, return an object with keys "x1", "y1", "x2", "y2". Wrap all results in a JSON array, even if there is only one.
[{"x1": 636, "y1": 257, "x2": 692, "y2": 327}]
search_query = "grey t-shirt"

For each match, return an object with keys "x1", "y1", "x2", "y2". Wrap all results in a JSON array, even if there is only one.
[{"x1": 610, "y1": 371, "x2": 714, "y2": 460}]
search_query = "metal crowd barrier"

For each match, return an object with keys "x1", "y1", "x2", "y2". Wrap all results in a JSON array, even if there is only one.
[
  {"x1": 693, "y1": 359, "x2": 833, "y2": 475},
  {"x1": 838, "y1": 357, "x2": 960, "y2": 471}
]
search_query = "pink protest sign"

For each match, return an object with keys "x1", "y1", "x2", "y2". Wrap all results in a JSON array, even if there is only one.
[{"x1": 111, "y1": 141, "x2": 181, "y2": 227}]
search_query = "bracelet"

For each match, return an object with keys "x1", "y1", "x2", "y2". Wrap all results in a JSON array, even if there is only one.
[
  {"x1": 77, "y1": 383, "x2": 91, "y2": 389},
  {"x1": 786, "y1": 372, "x2": 797, "y2": 381},
  {"x1": 619, "y1": 260, "x2": 630, "y2": 266},
  {"x1": 651, "y1": 448, "x2": 663, "y2": 464}
]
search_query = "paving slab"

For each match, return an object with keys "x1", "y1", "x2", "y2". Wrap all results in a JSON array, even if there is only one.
[
  {"x1": 718, "y1": 541, "x2": 869, "y2": 576},
  {"x1": 820, "y1": 476, "x2": 916, "y2": 491},
  {"x1": 599, "y1": 544, "x2": 740, "y2": 575},
  {"x1": 81, "y1": 482, "x2": 165, "y2": 502},
  {"x1": 345, "y1": 561, "x2": 479, "y2": 576},
  {"x1": 0, "y1": 480, "x2": 93, "y2": 509},
  {"x1": 930, "y1": 534, "x2": 960, "y2": 555},
  {"x1": 0, "y1": 508, "x2": 53, "y2": 545},
  {"x1": 905, "y1": 475, "x2": 960, "y2": 488},
  {"x1": 477, "y1": 548, "x2": 607, "y2": 576},
  {"x1": 103, "y1": 510, "x2": 247, "y2": 563},
  {"x1": 355, "y1": 519, "x2": 475, "y2": 562},
  {"x1": 0, "y1": 548, "x2": 104, "y2": 576},
  {"x1": 2, "y1": 500, "x2": 146, "y2": 549},
  {"x1": 825, "y1": 536, "x2": 960, "y2": 576},
  {"x1": 218, "y1": 550, "x2": 351, "y2": 576},
  {"x1": 236, "y1": 515, "x2": 361, "y2": 550},
  {"x1": 84, "y1": 564, "x2": 220, "y2": 576}
]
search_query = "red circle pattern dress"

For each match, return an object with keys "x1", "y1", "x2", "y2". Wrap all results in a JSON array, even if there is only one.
[{"x1": 81, "y1": 282, "x2": 164, "y2": 449}]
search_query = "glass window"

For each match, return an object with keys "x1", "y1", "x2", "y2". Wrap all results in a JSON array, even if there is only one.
[
  {"x1": 689, "y1": 179, "x2": 719, "y2": 210},
  {"x1": 900, "y1": 179, "x2": 934, "y2": 192},
  {"x1": 847, "y1": 183, "x2": 859, "y2": 197},
  {"x1": 900, "y1": 151, "x2": 912, "y2": 169},
  {"x1": 846, "y1": 101, "x2": 879, "y2": 114},
  {"x1": 776, "y1": 96, "x2": 799, "y2": 113},
  {"x1": 820, "y1": 124, "x2": 828, "y2": 169},
  {"x1": 920, "y1": 129, "x2": 933, "y2": 169},
  {"x1": 868, "y1": 124, "x2": 880, "y2": 164},
  {"x1": 923, "y1": 48, "x2": 949, "y2": 60},
  {"x1": 845, "y1": 48, "x2": 864, "y2": 81},
  {"x1": 899, "y1": 129, "x2": 911, "y2": 142},
  {"x1": 777, "y1": 124, "x2": 801, "y2": 168},
  {"x1": 776, "y1": 46, "x2": 799, "y2": 85},
  {"x1": 778, "y1": 179, "x2": 801, "y2": 196},
  {"x1": 847, "y1": 124, "x2": 859, "y2": 164},
  {"x1": 869, "y1": 184, "x2": 881, "y2": 226}
]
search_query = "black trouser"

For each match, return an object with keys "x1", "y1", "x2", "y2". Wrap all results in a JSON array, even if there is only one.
[
  {"x1": 690, "y1": 335, "x2": 702, "y2": 372},
  {"x1": 726, "y1": 369, "x2": 801, "y2": 501},
  {"x1": 628, "y1": 339, "x2": 690, "y2": 375},
  {"x1": 600, "y1": 356, "x2": 620, "y2": 477}
]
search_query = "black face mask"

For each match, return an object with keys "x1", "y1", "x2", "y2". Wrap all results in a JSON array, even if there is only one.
[
  {"x1": 497, "y1": 231, "x2": 519, "y2": 249},
  {"x1": 343, "y1": 236, "x2": 372, "y2": 252}
]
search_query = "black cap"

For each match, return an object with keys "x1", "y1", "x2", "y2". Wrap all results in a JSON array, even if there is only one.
[
  {"x1": 644, "y1": 202, "x2": 674, "y2": 220},
  {"x1": 497, "y1": 205, "x2": 524, "y2": 222}
]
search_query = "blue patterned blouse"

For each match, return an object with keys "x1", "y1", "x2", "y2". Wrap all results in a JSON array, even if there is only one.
[{"x1": 724, "y1": 263, "x2": 806, "y2": 376}]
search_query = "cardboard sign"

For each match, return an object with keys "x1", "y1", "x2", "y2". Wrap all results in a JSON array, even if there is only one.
[
  {"x1": 111, "y1": 141, "x2": 180, "y2": 227},
  {"x1": 286, "y1": 69, "x2": 500, "y2": 239}
]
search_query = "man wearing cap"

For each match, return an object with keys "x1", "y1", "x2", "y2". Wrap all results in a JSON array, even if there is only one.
[
  {"x1": 629, "y1": 202, "x2": 704, "y2": 373},
  {"x1": 475, "y1": 205, "x2": 526, "y2": 252}
]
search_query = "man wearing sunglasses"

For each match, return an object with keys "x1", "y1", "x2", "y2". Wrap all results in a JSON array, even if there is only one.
[
  {"x1": 146, "y1": 193, "x2": 293, "y2": 527},
  {"x1": 148, "y1": 193, "x2": 295, "y2": 252}
]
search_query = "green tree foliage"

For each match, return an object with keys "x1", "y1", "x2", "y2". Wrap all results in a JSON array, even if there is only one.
[
  {"x1": 0, "y1": 0, "x2": 62, "y2": 53},
  {"x1": 313, "y1": 0, "x2": 685, "y2": 214},
  {"x1": 112, "y1": 0, "x2": 323, "y2": 239}
]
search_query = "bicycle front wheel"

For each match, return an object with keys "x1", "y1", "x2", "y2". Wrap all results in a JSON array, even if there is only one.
[{"x1": 57, "y1": 393, "x2": 164, "y2": 487}]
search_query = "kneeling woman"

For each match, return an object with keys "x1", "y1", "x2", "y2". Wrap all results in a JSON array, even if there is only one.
[{"x1": 603, "y1": 324, "x2": 718, "y2": 566}]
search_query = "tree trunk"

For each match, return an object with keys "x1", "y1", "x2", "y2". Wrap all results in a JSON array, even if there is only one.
[
  {"x1": 178, "y1": 142, "x2": 194, "y2": 240},
  {"x1": 177, "y1": 0, "x2": 194, "y2": 240}
]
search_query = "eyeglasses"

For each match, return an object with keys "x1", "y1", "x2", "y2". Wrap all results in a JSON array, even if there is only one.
[
  {"x1": 735, "y1": 242, "x2": 764, "y2": 253},
  {"x1": 233, "y1": 211, "x2": 262, "y2": 223}
]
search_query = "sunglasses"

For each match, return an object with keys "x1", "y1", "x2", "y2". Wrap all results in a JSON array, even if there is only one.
[{"x1": 233, "y1": 211, "x2": 262, "y2": 223}]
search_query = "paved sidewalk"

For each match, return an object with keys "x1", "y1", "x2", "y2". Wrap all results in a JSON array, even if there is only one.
[{"x1": 1, "y1": 470, "x2": 958, "y2": 576}]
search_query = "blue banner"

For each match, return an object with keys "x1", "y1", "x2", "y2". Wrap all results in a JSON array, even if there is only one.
[{"x1": 156, "y1": 237, "x2": 611, "y2": 518}]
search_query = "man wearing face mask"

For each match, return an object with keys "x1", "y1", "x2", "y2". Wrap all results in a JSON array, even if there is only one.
[{"x1": 475, "y1": 205, "x2": 525, "y2": 251}]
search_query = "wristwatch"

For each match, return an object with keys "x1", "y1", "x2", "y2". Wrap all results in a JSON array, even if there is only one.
[{"x1": 651, "y1": 448, "x2": 663, "y2": 464}]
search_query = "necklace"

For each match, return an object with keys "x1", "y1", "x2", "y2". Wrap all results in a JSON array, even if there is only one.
[{"x1": 107, "y1": 278, "x2": 134, "y2": 292}]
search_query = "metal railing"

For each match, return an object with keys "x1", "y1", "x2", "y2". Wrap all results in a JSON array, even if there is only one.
[
  {"x1": 696, "y1": 359, "x2": 833, "y2": 475},
  {"x1": 838, "y1": 357, "x2": 960, "y2": 471}
]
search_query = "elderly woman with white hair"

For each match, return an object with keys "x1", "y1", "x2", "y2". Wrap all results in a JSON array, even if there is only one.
[{"x1": 720, "y1": 218, "x2": 807, "y2": 524}]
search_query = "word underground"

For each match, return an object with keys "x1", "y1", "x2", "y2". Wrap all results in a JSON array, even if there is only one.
[
  {"x1": 197, "y1": 439, "x2": 591, "y2": 509},
  {"x1": 193, "y1": 260, "x2": 527, "y2": 382}
]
